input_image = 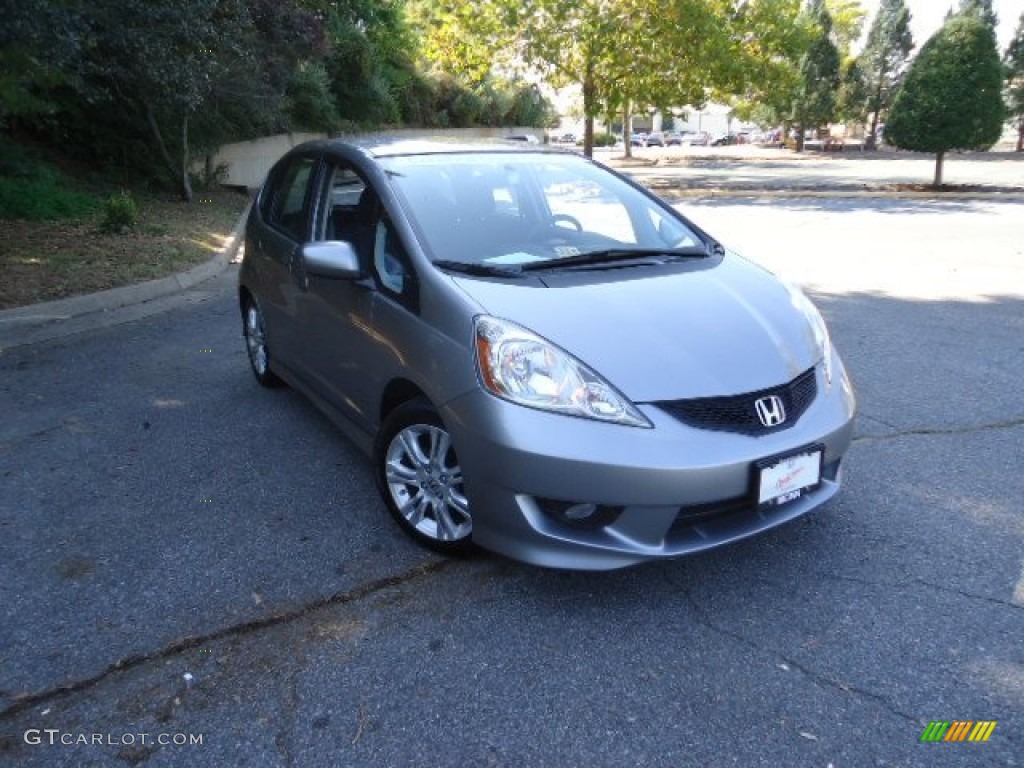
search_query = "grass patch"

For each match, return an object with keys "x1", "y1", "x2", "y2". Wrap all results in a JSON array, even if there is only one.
[
  {"x1": 0, "y1": 137, "x2": 101, "y2": 221},
  {"x1": 0, "y1": 169, "x2": 100, "y2": 221},
  {"x1": 0, "y1": 190, "x2": 249, "y2": 309}
]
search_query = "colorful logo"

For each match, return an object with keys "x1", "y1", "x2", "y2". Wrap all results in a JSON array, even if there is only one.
[{"x1": 920, "y1": 721, "x2": 997, "y2": 742}]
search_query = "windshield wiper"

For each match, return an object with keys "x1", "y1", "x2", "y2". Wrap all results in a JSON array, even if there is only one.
[
  {"x1": 432, "y1": 259, "x2": 524, "y2": 278},
  {"x1": 519, "y1": 246, "x2": 711, "y2": 272}
]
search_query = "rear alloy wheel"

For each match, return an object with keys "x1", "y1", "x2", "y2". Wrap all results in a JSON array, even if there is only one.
[
  {"x1": 376, "y1": 401, "x2": 474, "y2": 555},
  {"x1": 243, "y1": 297, "x2": 282, "y2": 387}
]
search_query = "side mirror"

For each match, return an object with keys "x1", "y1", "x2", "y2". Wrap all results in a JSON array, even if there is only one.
[{"x1": 303, "y1": 241, "x2": 362, "y2": 279}]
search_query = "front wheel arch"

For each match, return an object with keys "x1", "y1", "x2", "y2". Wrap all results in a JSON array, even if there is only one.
[{"x1": 373, "y1": 398, "x2": 476, "y2": 556}]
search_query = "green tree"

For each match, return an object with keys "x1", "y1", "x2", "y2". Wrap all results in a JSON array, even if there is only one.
[
  {"x1": 1006, "y1": 12, "x2": 1024, "y2": 152},
  {"x1": 727, "y1": 2, "x2": 813, "y2": 136},
  {"x1": 886, "y1": 14, "x2": 1005, "y2": 185},
  {"x1": 791, "y1": 0, "x2": 841, "y2": 152},
  {"x1": 5, "y1": 0, "x2": 430, "y2": 196},
  {"x1": 64, "y1": 0, "x2": 261, "y2": 201},
  {"x1": 0, "y1": 1, "x2": 85, "y2": 122},
  {"x1": 287, "y1": 62, "x2": 342, "y2": 132},
  {"x1": 825, "y1": 0, "x2": 868, "y2": 57},
  {"x1": 957, "y1": 0, "x2": 997, "y2": 29},
  {"x1": 411, "y1": 0, "x2": 805, "y2": 158},
  {"x1": 323, "y1": 0, "x2": 430, "y2": 128},
  {"x1": 186, "y1": 0, "x2": 328, "y2": 156},
  {"x1": 858, "y1": 0, "x2": 913, "y2": 149},
  {"x1": 837, "y1": 57, "x2": 869, "y2": 125}
]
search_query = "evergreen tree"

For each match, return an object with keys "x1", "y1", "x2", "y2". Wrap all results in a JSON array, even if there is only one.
[
  {"x1": 837, "y1": 57, "x2": 868, "y2": 126},
  {"x1": 886, "y1": 14, "x2": 1005, "y2": 185},
  {"x1": 858, "y1": 0, "x2": 913, "y2": 150},
  {"x1": 792, "y1": 0, "x2": 841, "y2": 152},
  {"x1": 957, "y1": 0, "x2": 997, "y2": 29},
  {"x1": 1006, "y1": 13, "x2": 1024, "y2": 151}
]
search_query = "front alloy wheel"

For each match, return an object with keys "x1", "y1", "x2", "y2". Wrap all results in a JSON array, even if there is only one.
[{"x1": 377, "y1": 401, "x2": 473, "y2": 555}]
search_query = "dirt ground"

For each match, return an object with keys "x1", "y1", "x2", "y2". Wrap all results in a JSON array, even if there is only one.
[{"x1": 0, "y1": 190, "x2": 249, "y2": 310}]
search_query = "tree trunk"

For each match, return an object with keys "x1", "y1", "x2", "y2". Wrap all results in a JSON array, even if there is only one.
[
  {"x1": 145, "y1": 102, "x2": 193, "y2": 202},
  {"x1": 933, "y1": 150, "x2": 945, "y2": 187},
  {"x1": 180, "y1": 112, "x2": 193, "y2": 203},
  {"x1": 865, "y1": 69, "x2": 886, "y2": 151},
  {"x1": 622, "y1": 101, "x2": 632, "y2": 159},
  {"x1": 795, "y1": 125, "x2": 805, "y2": 153},
  {"x1": 865, "y1": 113, "x2": 878, "y2": 150},
  {"x1": 1017, "y1": 122, "x2": 1023, "y2": 152},
  {"x1": 582, "y1": 66, "x2": 595, "y2": 159}
]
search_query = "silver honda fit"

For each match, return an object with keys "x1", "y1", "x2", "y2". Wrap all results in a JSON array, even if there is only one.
[{"x1": 239, "y1": 138, "x2": 856, "y2": 570}]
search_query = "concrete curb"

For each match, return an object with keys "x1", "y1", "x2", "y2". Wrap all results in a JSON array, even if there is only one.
[{"x1": 0, "y1": 201, "x2": 251, "y2": 352}]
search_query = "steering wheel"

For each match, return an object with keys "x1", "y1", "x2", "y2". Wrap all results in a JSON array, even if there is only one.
[
  {"x1": 551, "y1": 213, "x2": 583, "y2": 232},
  {"x1": 526, "y1": 213, "x2": 584, "y2": 244}
]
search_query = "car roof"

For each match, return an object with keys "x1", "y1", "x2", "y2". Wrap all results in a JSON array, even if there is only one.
[{"x1": 295, "y1": 136, "x2": 570, "y2": 160}]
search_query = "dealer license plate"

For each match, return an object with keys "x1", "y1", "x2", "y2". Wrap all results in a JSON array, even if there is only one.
[{"x1": 756, "y1": 447, "x2": 823, "y2": 506}]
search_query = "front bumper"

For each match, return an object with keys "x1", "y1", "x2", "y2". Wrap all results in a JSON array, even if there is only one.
[{"x1": 441, "y1": 360, "x2": 856, "y2": 570}]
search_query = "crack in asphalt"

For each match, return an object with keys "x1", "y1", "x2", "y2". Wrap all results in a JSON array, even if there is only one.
[
  {"x1": 855, "y1": 413, "x2": 901, "y2": 432},
  {"x1": 852, "y1": 416, "x2": 1024, "y2": 444},
  {"x1": 674, "y1": 578, "x2": 922, "y2": 726},
  {"x1": 802, "y1": 569, "x2": 1024, "y2": 612},
  {"x1": 0, "y1": 422, "x2": 67, "y2": 452},
  {"x1": 0, "y1": 558, "x2": 452, "y2": 722}
]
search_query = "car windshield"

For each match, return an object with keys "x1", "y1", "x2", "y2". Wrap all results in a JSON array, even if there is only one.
[{"x1": 380, "y1": 152, "x2": 704, "y2": 269}]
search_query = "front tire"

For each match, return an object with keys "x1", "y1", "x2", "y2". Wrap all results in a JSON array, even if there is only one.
[{"x1": 375, "y1": 400, "x2": 475, "y2": 556}]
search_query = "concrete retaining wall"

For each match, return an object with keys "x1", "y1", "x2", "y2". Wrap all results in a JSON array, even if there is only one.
[{"x1": 209, "y1": 127, "x2": 546, "y2": 189}]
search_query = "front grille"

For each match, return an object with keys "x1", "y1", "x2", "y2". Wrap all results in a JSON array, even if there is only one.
[{"x1": 655, "y1": 367, "x2": 817, "y2": 435}]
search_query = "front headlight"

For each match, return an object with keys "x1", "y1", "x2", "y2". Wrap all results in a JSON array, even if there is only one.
[
  {"x1": 786, "y1": 283, "x2": 833, "y2": 385},
  {"x1": 474, "y1": 316, "x2": 651, "y2": 428}
]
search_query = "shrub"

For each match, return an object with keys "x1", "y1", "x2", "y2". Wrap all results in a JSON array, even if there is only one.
[{"x1": 99, "y1": 191, "x2": 139, "y2": 233}]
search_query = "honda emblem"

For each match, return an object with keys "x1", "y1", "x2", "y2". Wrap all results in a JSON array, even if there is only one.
[{"x1": 754, "y1": 395, "x2": 787, "y2": 427}]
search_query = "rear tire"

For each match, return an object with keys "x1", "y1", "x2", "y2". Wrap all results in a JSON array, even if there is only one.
[
  {"x1": 375, "y1": 400, "x2": 475, "y2": 556},
  {"x1": 243, "y1": 296, "x2": 283, "y2": 388}
]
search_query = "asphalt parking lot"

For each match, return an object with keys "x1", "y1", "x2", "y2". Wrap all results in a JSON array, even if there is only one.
[{"x1": 1, "y1": 190, "x2": 1022, "y2": 766}]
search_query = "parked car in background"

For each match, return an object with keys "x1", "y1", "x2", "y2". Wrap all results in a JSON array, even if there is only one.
[
  {"x1": 665, "y1": 132, "x2": 683, "y2": 146},
  {"x1": 629, "y1": 132, "x2": 648, "y2": 147},
  {"x1": 240, "y1": 138, "x2": 856, "y2": 570},
  {"x1": 645, "y1": 131, "x2": 666, "y2": 147},
  {"x1": 505, "y1": 133, "x2": 540, "y2": 144},
  {"x1": 683, "y1": 131, "x2": 710, "y2": 146},
  {"x1": 711, "y1": 133, "x2": 738, "y2": 146}
]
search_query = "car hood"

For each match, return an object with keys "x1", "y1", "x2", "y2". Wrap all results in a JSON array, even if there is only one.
[{"x1": 450, "y1": 254, "x2": 822, "y2": 402}]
